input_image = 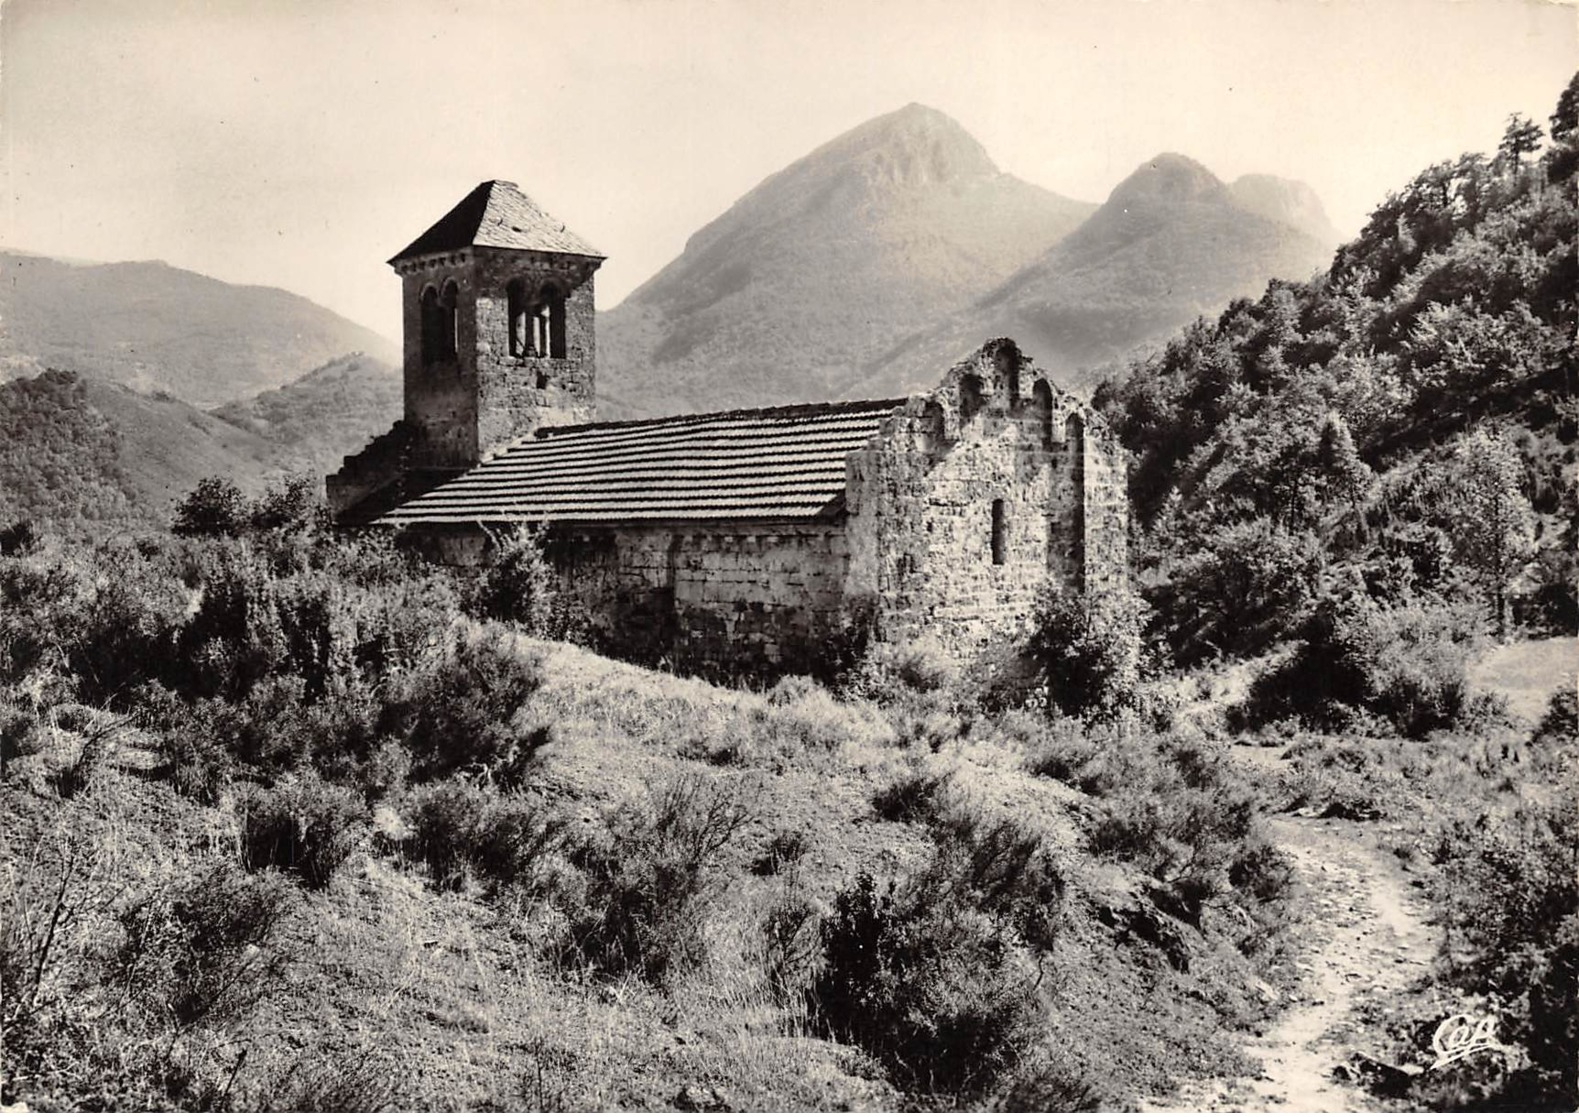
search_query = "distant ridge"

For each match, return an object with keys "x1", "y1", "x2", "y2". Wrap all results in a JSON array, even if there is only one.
[
  {"x1": 0, "y1": 252, "x2": 399, "y2": 408},
  {"x1": 850, "y1": 153, "x2": 1338, "y2": 398},
  {"x1": 596, "y1": 103, "x2": 1098, "y2": 418}
]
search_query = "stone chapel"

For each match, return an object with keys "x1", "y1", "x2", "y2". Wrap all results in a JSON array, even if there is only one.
[{"x1": 328, "y1": 180, "x2": 1129, "y2": 679}]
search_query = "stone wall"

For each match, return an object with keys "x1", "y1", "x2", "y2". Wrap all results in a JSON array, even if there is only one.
[
  {"x1": 846, "y1": 339, "x2": 1126, "y2": 661},
  {"x1": 414, "y1": 521, "x2": 858, "y2": 682}
]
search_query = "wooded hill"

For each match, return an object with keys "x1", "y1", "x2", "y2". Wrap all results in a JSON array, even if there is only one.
[{"x1": 1094, "y1": 75, "x2": 1577, "y2": 683}]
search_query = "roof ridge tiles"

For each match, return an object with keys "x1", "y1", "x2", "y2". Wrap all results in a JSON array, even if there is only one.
[{"x1": 534, "y1": 397, "x2": 910, "y2": 439}]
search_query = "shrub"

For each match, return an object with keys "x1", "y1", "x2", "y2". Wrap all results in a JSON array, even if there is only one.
[
  {"x1": 845, "y1": 637, "x2": 960, "y2": 703},
  {"x1": 559, "y1": 775, "x2": 754, "y2": 984},
  {"x1": 1027, "y1": 581, "x2": 1154, "y2": 726},
  {"x1": 809, "y1": 871, "x2": 1042, "y2": 1103},
  {"x1": 249, "y1": 474, "x2": 325, "y2": 534},
  {"x1": 1432, "y1": 791, "x2": 1578, "y2": 1109},
  {"x1": 468, "y1": 793, "x2": 565, "y2": 894},
  {"x1": 172, "y1": 477, "x2": 250, "y2": 538},
  {"x1": 108, "y1": 860, "x2": 293, "y2": 1030},
  {"x1": 405, "y1": 778, "x2": 488, "y2": 889},
  {"x1": 380, "y1": 630, "x2": 550, "y2": 786},
  {"x1": 1016, "y1": 711, "x2": 1104, "y2": 786},
  {"x1": 871, "y1": 766, "x2": 951, "y2": 824},
  {"x1": 1531, "y1": 685, "x2": 1576, "y2": 744},
  {"x1": 1158, "y1": 518, "x2": 1325, "y2": 664},
  {"x1": 135, "y1": 688, "x2": 237, "y2": 805},
  {"x1": 0, "y1": 520, "x2": 40, "y2": 556},
  {"x1": 757, "y1": 888, "x2": 821, "y2": 1004},
  {"x1": 1083, "y1": 735, "x2": 1279, "y2": 925},
  {"x1": 751, "y1": 829, "x2": 809, "y2": 876},
  {"x1": 923, "y1": 807, "x2": 1066, "y2": 950},
  {"x1": 261, "y1": 1051, "x2": 402, "y2": 1113},
  {"x1": 1243, "y1": 590, "x2": 1484, "y2": 738},
  {"x1": 238, "y1": 772, "x2": 365, "y2": 889},
  {"x1": 403, "y1": 779, "x2": 566, "y2": 895},
  {"x1": 0, "y1": 550, "x2": 89, "y2": 684},
  {"x1": 470, "y1": 526, "x2": 584, "y2": 639}
]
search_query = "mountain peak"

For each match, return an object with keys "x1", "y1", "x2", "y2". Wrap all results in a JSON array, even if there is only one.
[
  {"x1": 1230, "y1": 174, "x2": 1340, "y2": 244},
  {"x1": 803, "y1": 102, "x2": 999, "y2": 189},
  {"x1": 1106, "y1": 153, "x2": 1229, "y2": 209}
]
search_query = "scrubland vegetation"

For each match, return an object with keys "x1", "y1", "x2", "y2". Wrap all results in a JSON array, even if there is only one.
[
  {"x1": 0, "y1": 492, "x2": 1286, "y2": 1110},
  {"x1": 2, "y1": 74, "x2": 1575, "y2": 1117},
  {"x1": 3, "y1": 468, "x2": 1572, "y2": 1109}
]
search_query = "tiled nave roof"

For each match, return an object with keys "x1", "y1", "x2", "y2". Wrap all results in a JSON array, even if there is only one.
[{"x1": 376, "y1": 398, "x2": 907, "y2": 527}]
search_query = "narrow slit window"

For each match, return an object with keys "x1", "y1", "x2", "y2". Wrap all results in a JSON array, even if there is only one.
[
  {"x1": 991, "y1": 499, "x2": 1008, "y2": 565},
  {"x1": 440, "y1": 280, "x2": 460, "y2": 360},
  {"x1": 419, "y1": 285, "x2": 443, "y2": 365}
]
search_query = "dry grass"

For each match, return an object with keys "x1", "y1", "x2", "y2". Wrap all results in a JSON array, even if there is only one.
[
  {"x1": 1466, "y1": 635, "x2": 1577, "y2": 724},
  {"x1": 4, "y1": 631, "x2": 1307, "y2": 1111}
]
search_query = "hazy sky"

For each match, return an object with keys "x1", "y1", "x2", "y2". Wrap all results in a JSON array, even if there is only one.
[{"x1": 2, "y1": 0, "x2": 1574, "y2": 340}]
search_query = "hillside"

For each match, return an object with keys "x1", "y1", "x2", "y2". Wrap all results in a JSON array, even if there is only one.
[
  {"x1": 0, "y1": 369, "x2": 283, "y2": 534},
  {"x1": 852, "y1": 154, "x2": 1337, "y2": 399},
  {"x1": 0, "y1": 252, "x2": 399, "y2": 407},
  {"x1": 0, "y1": 515, "x2": 1304, "y2": 1109},
  {"x1": 1092, "y1": 78, "x2": 1579, "y2": 668},
  {"x1": 212, "y1": 352, "x2": 402, "y2": 479},
  {"x1": 6, "y1": 515, "x2": 1571, "y2": 1111},
  {"x1": 595, "y1": 103, "x2": 1096, "y2": 418}
]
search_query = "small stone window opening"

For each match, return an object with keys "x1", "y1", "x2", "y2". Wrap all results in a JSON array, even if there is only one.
[
  {"x1": 1032, "y1": 381, "x2": 1054, "y2": 446},
  {"x1": 420, "y1": 283, "x2": 458, "y2": 365},
  {"x1": 442, "y1": 280, "x2": 460, "y2": 358},
  {"x1": 960, "y1": 374, "x2": 985, "y2": 422},
  {"x1": 419, "y1": 286, "x2": 440, "y2": 363},
  {"x1": 507, "y1": 279, "x2": 529, "y2": 357},
  {"x1": 991, "y1": 499, "x2": 1008, "y2": 565}
]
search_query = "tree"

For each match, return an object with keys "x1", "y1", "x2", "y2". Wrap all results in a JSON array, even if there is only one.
[
  {"x1": 1498, "y1": 113, "x2": 1544, "y2": 173},
  {"x1": 1027, "y1": 582, "x2": 1153, "y2": 725},
  {"x1": 1431, "y1": 428, "x2": 1537, "y2": 639},
  {"x1": 172, "y1": 477, "x2": 249, "y2": 538},
  {"x1": 250, "y1": 474, "x2": 325, "y2": 533},
  {"x1": 1546, "y1": 72, "x2": 1579, "y2": 182},
  {"x1": 1549, "y1": 72, "x2": 1578, "y2": 145}
]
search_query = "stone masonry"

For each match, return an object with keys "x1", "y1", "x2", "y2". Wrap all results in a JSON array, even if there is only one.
[{"x1": 340, "y1": 182, "x2": 1130, "y2": 681}]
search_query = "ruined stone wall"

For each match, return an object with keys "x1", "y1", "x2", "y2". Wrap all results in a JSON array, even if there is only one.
[
  {"x1": 845, "y1": 339, "x2": 1126, "y2": 661},
  {"x1": 1078, "y1": 421, "x2": 1130, "y2": 599},
  {"x1": 415, "y1": 521, "x2": 856, "y2": 682}
]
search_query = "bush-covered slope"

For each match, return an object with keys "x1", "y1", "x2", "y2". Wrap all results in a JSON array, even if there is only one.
[
  {"x1": 1, "y1": 513, "x2": 1299, "y2": 1111},
  {"x1": 0, "y1": 370, "x2": 284, "y2": 534},
  {"x1": 1094, "y1": 78, "x2": 1579, "y2": 675},
  {"x1": 212, "y1": 351, "x2": 402, "y2": 478}
]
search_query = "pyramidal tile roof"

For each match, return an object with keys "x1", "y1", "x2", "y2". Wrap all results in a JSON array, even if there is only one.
[
  {"x1": 377, "y1": 398, "x2": 908, "y2": 527},
  {"x1": 389, "y1": 180, "x2": 603, "y2": 264}
]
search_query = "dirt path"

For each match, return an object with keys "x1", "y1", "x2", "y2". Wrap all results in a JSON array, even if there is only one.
[{"x1": 1149, "y1": 809, "x2": 1441, "y2": 1112}]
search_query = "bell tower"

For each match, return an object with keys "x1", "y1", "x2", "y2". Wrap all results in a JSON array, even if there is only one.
[
  {"x1": 387, "y1": 180, "x2": 604, "y2": 476},
  {"x1": 327, "y1": 181, "x2": 603, "y2": 525}
]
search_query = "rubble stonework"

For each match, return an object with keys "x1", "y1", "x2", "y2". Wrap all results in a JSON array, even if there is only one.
[
  {"x1": 336, "y1": 183, "x2": 1130, "y2": 678},
  {"x1": 845, "y1": 339, "x2": 1128, "y2": 660}
]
